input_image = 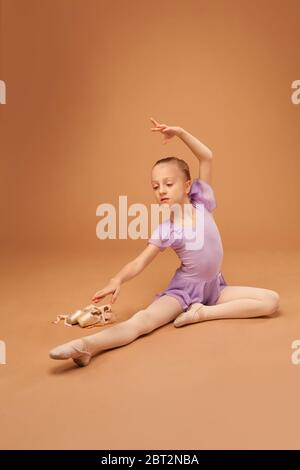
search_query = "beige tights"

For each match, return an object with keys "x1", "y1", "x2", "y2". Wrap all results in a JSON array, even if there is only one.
[{"x1": 49, "y1": 295, "x2": 183, "y2": 367}]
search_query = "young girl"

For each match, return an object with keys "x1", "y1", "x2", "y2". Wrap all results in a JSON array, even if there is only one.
[{"x1": 49, "y1": 118, "x2": 280, "y2": 367}]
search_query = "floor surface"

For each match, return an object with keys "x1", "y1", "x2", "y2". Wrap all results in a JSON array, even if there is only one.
[{"x1": 0, "y1": 249, "x2": 299, "y2": 449}]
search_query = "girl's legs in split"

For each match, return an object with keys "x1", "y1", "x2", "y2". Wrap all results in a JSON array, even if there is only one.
[
  {"x1": 174, "y1": 286, "x2": 280, "y2": 327},
  {"x1": 49, "y1": 295, "x2": 183, "y2": 366}
]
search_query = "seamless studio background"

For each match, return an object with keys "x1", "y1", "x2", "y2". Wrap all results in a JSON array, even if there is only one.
[{"x1": 0, "y1": 0, "x2": 300, "y2": 450}]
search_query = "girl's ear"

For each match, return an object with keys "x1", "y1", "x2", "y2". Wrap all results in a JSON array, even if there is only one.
[{"x1": 185, "y1": 179, "x2": 192, "y2": 194}]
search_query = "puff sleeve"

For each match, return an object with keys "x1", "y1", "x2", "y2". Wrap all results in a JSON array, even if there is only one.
[
  {"x1": 147, "y1": 222, "x2": 172, "y2": 252},
  {"x1": 188, "y1": 178, "x2": 217, "y2": 212}
]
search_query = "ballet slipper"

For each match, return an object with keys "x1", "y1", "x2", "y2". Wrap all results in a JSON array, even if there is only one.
[
  {"x1": 49, "y1": 338, "x2": 92, "y2": 367},
  {"x1": 67, "y1": 309, "x2": 85, "y2": 325},
  {"x1": 52, "y1": 304, "x2": 114, "y2": 328},
  {"x1": 78, "y1": 304, "x2": 116, "y2": 328},
  {"x1": 173, "y1": 302, "x2": 206, "y2": 327},
  {"x1": 52, "y1": 309, "x2": 84, "y2": 327}
]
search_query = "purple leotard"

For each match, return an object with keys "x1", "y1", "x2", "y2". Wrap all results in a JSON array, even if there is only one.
[{"x1": 147, "y1": 178, "x2": 228, "y2": 311}]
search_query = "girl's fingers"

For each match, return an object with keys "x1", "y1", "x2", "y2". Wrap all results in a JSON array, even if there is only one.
[
  {"x1": 93, "y1": 297, "x2": 103, "y2": 304},
  {"x1": 92, "y1": 293, "x2": 104, "y2": 300},
  {"x1": 150, "y1": 117, "x2": 160, "y2": 125},
  {"x1": 151, "y1": 126, "x2": 167, "y2": 131},
  {"x1": 93, "y1": 288, "x2": 112, "y2": 300},
  {"x1": 93, "y1": 293, "x2": 103, "y2": 299}
]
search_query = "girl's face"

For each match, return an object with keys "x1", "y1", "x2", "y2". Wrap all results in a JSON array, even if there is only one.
[{"x1": 151, "y1": 163, "x2": 191, "y2": 206}]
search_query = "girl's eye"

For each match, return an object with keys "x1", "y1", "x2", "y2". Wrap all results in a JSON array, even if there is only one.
[{"x1": 153, "y1": 184, "x2": 173, "y2": 190}]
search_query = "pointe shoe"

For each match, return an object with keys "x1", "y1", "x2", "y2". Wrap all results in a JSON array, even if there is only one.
[
  {"x1": 67, "y1": 309, "x2": 85, "y2": 325},
  {"x1": 52, "y1": 309, "x2": 85, "y2": 327},
  {"x1": 173, "y1": 302, "x2": 205, "y2": 327},
  {"x1": 78, "y1": 304, "x2": 116, "y2": 328},
  {"x1": 49, "y1": 338, "x2": 92, "y2": 367},
  {"x1": 52, "y1": 303, "x2": 115, "y2": 328}
]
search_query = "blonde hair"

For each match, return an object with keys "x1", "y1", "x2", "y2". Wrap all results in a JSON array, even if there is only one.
[{"x1": 152, "y1": 156, "x2": 191, "y2": 182}]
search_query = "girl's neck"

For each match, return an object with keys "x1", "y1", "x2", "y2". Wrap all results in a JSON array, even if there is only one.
[{"x1": 170, "y1": 201, "x2": 196, "y2": 227}]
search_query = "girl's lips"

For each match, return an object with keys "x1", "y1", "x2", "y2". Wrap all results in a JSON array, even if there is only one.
[{"x1": 160, "y1": 197, "x2": 169, "y2": 202}]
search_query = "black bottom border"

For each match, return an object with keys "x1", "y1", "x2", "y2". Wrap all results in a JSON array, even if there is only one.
[{"x1": 0, "y1": 450, "x2": 300, "y2": 464}]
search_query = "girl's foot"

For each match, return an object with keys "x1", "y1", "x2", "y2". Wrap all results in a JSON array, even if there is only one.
[
  {"x1": 173, "y1": 303, "x2": 206, "y2": 327},
  {"x1": 49, "y1": 337, "x2": 92, "y2": 367}
]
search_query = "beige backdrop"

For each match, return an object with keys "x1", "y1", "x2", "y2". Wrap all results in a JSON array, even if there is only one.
[
  {"x1": 1, "y1": 0, "x2": 300, "y2": 451},
  {"x1": 1, "y1": 0, "x2": 300, "y2": 254}
]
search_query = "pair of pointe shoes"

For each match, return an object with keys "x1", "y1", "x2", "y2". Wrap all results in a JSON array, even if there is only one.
[
  {"x1": 52, "y1": 303, "x2": 116, "y2": 329},
  {"x1": 173, "y1": 302, "x2": 205, "y2": 327}
]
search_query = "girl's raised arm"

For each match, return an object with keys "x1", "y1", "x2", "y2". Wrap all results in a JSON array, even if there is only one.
[
  {"x1": 177, "y1": 128, "x2": 213, "y2": 184},
  {"x1": 150, "y1": 118, "x2": 213, "y2": 184},
  {"x1": 177, "y1": 128, "x2": 213, "y2": 162}
]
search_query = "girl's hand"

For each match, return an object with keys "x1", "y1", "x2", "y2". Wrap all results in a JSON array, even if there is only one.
[
  {"x1": 92, "y1": 279, "x2": 121, "y2": 304},
  {"x1": 150, "y1": 117, "x2": 182, "y2": 145}
]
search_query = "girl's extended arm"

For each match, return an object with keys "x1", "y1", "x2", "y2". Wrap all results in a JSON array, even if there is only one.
[
  {"x1": 92, "y1": 244, "x2": 160, "y2": 304},
  {"x1": 111, "y1": 243, "x2": 159, "y2": 285},
  {"x1": 92, "y1": 261, "x2": 142, "y2": 304},
  {"x1": 110, "y1": 260, "x2": 143, "y2": 285}
]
